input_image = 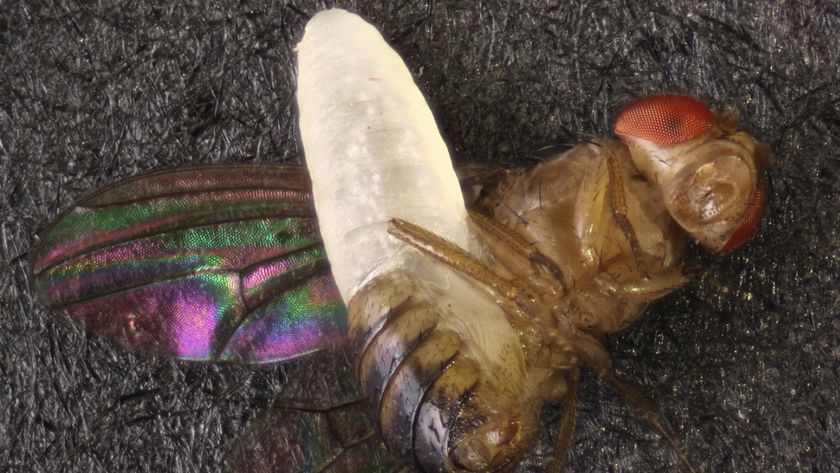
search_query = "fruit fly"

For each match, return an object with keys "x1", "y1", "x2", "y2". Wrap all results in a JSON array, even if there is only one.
[{"x1": 32, "y1": 8, "x2": 769, "y2": 473}]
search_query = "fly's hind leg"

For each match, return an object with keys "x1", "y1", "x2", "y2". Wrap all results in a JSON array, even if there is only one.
[
  {"x1": 388, "y1": 217, "x2": 616, "y2": 374},
  {"x1": 230, "y1": 397, "x2": 409, "y2": 473},
  {"x1": 387, "y1": 217, "x2": 537, "y2": 331},
  {"x1": 468, "y1": 209, "x2": 566, "y2": 297}
]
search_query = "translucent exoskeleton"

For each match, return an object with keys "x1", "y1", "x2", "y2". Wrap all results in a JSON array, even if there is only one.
[{"x1": 32, "y1": 8, "x2": 770, "y2": 473}]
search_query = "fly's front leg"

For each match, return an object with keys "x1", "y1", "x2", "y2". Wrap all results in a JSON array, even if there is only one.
[{"x1": 604, "y1": 142, "x2": 650, "y2": 279}]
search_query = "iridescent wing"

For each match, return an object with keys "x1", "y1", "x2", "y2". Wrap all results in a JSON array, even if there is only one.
[
  {"x1": 32, "y1": 165, "x2": 346, "y2": 363},
  {"x1": 31, "y1": 164, "x2": 572, "y2": 472}
]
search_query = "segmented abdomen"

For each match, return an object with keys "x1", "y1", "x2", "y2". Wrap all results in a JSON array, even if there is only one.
[{"x1": 348, "y1": 267, "x2": 534, "y2": 473}]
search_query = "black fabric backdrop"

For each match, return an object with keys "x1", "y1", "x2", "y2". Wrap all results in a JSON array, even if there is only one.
[{"x1": 2, "y1": 1, "x2": 838, "y2": 472}]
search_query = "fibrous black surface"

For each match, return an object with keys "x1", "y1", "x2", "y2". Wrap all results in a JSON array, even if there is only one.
[{"x1": 1, "y1": 1, "x2": 838, "y2": 472}]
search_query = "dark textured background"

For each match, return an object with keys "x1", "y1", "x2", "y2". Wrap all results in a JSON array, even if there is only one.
[{"x1": 2, "y1": 1, "x2": 839, "y2": 472}]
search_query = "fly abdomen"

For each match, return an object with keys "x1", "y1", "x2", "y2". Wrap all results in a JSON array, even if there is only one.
[
  {"x1": 355, "y1": 299, "x2": 437, "y2": 404},
  {"x1": 349, "y1": 271, "x2": 537, "y2": 472},
  {"x1": 350, "y1": 272, "x2": 455, "y2": 461},
  {"x1": 378, "y1": 328, "x2": 461, "y2": 461},
  {"x1": 414, "y1": 355, "x2": 481, "y2": 472}
]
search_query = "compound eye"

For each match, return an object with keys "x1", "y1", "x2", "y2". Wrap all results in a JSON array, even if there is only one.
[
  {"x1": 720, "y1": 178, "x2": 767, "y2": 254},
  {"x1": 614, "y1": 94, "x2": 714, "y2": 145}
]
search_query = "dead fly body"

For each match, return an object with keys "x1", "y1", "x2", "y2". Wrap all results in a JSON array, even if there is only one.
[
  {"x1": 32, "y1": 9, "x2": 769, "y2": 473},
  {"x1": 340, "y1": 98, "x2": 768, "y2": 473}
]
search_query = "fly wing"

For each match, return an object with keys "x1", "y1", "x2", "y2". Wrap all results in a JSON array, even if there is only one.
[{"x1": 32, "y1": 165, "x2": 346, "y2": 363}]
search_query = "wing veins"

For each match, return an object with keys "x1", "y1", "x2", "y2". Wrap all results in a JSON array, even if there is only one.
[
  {"x1": 36, "y1": 213, "x2": 318, "y2": 275},
  {"x1": 83, "y1": 187, "x2": 312, "y2": 210},
  {"x1": 45, "y1": 242, "x2": 328, "y2": 309},
  {"x1": 46, "y1": 268, "x2": 243, "y2": 309},
  {"x1": 241, "y1": 256, "x2": 333, "y2": 313}
]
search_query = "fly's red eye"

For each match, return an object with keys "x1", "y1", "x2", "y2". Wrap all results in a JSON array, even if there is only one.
[
  {"x1": 614, "y1": 94, "x2": 714, "y2": 145},
  {"x1": 720, "y1": 179, "x2": 767, "y2": 254}
]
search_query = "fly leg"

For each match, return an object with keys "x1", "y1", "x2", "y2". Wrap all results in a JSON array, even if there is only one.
[
  {"x1": 388, "y1": 217, "x2": 615, "y2": 373},
  {"x1": 546, "y1": 370, "x2": 579, "y2": 473},
  {"x1": 595, "y1": 264, "x2": 698, "y2": 303},
  {"x1": 228, "y1": 345, "x2": 409, "y2": 473},
  {"x1": 604, "y1": 143, "x2": 650, "y2": 279},
  {"x1": 605, "y1": 373, "x2": 700, "y2": 473},
  {"x1": 387, "y1": 217, "x2": 542, "y2": 331},
  {"x1": 591, "y1": 264, "x2": 698, "y2": 330},
  {"x1": 388, "y1": 217, "x2": 593, "y2": 372},
  {"x1": 466, "y1": 211, "x2": 618, "y2": 378},
  {"x1": 230, "y1": 397, "x2": 411, "y2": 473},
  {"x1": 468, "y1": 209, "x2": 566, "y2": 297},
  {"x1": 553, "y1": 325, "x2": 699, "y2": 473}
]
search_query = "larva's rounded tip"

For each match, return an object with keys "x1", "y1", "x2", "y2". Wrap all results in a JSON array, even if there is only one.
[
  {"x1": 304, "y1": 8, "x2": 367, "y2": 35},
  {"x1": 614, "y1": 94, "x2": 714, "y2": 145},
  {"x1": 298, "y1": 9, "x2": 381, "y2": 55},
  {"x1": 308, "y1": 8, "x2": 353, "y2": 24}
]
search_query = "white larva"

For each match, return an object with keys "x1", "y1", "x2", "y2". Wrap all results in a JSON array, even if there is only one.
[
  {"x1": 297, "y1": 8, "x2": 470, "y2": 302},
  {"x1": 297, "y1": 8, "x2": 525, "y2": 410}
]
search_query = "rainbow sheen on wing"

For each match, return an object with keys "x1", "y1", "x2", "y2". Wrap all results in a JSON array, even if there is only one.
[{"x1": 33, "y1": 165, "x2": 347, "y2": 362}]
